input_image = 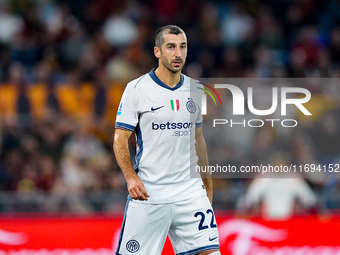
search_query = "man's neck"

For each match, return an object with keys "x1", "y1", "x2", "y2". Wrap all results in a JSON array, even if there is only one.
[{"x1": 154, "y1": 65, "x2": 181, "y2": 88}]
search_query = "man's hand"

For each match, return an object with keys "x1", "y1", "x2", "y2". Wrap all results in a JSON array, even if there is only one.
[
  {"x1": 126, "y1": 174, "x2": 150, "y2": 201},
  {"x1": 114, "y1": 128, "x2": 150, "y2": 201}
]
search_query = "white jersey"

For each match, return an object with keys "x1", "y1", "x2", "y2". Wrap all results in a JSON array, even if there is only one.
[{"x1": 115, "y1": 69, "x2": 206, "y2": 203}]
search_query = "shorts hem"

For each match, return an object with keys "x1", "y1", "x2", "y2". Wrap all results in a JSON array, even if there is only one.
[{"x1": 176, "y1": 245, "x2": 219, "y2": 255}]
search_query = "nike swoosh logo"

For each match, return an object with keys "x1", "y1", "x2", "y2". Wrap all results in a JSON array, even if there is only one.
[
  {"x1": 209, "y1": 236, "x2": 218, "y2": 242},
  {"x1": 151, "y1": 105, "x2": 165, "y2": 111}
]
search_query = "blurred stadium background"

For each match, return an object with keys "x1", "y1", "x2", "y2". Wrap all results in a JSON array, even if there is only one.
[{"x1": 0, "y1": 0, "x2": 340, "y2": 254}]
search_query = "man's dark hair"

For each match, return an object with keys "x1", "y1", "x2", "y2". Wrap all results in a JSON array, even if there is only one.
[{"x1": 155, "y1": 25, "x2": 184, "y2": 49}]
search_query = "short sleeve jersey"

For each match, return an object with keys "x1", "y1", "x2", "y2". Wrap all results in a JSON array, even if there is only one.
[{"x1": 115, "y1": 69, "x2": 206, "y2": 203}]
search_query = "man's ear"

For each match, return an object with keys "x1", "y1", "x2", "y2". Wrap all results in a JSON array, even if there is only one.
[{"x1": 154, "y1": 46, "x2": 161, "y2": 59}]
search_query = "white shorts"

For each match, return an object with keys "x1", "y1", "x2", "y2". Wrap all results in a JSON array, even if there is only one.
[{"x1": 116, "y1": 195, "x2": 220, "y2": 255}]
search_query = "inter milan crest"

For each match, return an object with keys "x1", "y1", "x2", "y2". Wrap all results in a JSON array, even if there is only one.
[
  {"x1": 186, "y1": 98, "x2": 196, "y2": 114},
  {"x1": 170, "y1": 99, "x2": 180, "y2": 112},
  {"x1": 126, "y1": 240, "x2": 140, "y2": 253}
]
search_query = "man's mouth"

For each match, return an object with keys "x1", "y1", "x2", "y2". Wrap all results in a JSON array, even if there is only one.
[{"x1": 172, "y1": 60, "x2": 182, "y2": 66}]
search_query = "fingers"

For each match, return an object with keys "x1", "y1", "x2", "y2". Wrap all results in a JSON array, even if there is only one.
[
  {"x1": 127, "y1": 176, "x2": 150, "y2": 201},
  {"x1": 135, "y1": 188, "x2": 149, "y2": 201},
  {"x1": 129, "y1": 189, "x2": 138, "y2": 200},
  {"x1": 128, "y1": 184, "x2": 150, "y2": 201},
  {"x1": 139, "y1": 183, "x2": 150, "y2": 198}
]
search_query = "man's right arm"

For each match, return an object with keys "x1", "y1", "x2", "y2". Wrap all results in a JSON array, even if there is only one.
[{"x1": 113, "y1": 128, "x2": 149, "y2": 201}]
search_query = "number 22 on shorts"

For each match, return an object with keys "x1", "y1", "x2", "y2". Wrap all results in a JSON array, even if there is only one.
[{"x1": 194, "y1": 209, "x2": 217, "y2": 230}]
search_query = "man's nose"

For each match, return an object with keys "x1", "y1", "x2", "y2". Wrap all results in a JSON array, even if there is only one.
[{"x1": 174, "y1": 47, "x2": 182, "y2": 58}]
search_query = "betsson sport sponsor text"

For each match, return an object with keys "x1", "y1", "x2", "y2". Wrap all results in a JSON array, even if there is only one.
[{"x1": 152, "y1": 121, "x2": 193, "y2": 136}]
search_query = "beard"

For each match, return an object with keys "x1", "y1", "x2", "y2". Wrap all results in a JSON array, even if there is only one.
[{"x1": 160, "y1": 54, "x2": 185, "y2": 74}]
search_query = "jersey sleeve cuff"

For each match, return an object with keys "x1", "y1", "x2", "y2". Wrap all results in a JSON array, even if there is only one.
[
  {"x1": 115, "y1": 122, "x2": 136, "y2": 131},
  {"x1": 196, "y1": 121, "x2": 203, "y2": 127}
]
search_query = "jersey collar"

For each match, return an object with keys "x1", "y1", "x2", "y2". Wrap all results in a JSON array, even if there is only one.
[{"x1": 149, "y1": 68, "x2": 184, "y2": 91}]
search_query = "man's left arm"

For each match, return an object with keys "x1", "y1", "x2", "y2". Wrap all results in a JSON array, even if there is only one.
[{"x1": 195, "y1": 126, "x2": 213, "y2": 204}]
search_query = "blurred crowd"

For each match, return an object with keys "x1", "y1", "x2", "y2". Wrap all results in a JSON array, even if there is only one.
[
  {"x1": 2, "y1": 0, "x2": 340, "y2": 83},
  {"x1": 0, "y1": 0, "x2": 340, "y2": 215}
]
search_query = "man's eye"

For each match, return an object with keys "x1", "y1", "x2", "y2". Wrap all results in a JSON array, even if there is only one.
[
  {"x1": 181, "y1": 45, "x2": 186, "y2": 49},
  {"x1": 168, "y1": 46, "x2": 173, "y2": 49}
]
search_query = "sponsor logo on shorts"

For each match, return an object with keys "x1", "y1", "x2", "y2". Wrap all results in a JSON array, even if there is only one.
[
  {"x1": 126, "y1": 239, "x2": 140, "y2": 253},
  {"x1": 186, "y1": 98, "x2": 196, "y2": 114},
  {"x1": 209, "y1": 236, "x2": 218, "y2": 242}
]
